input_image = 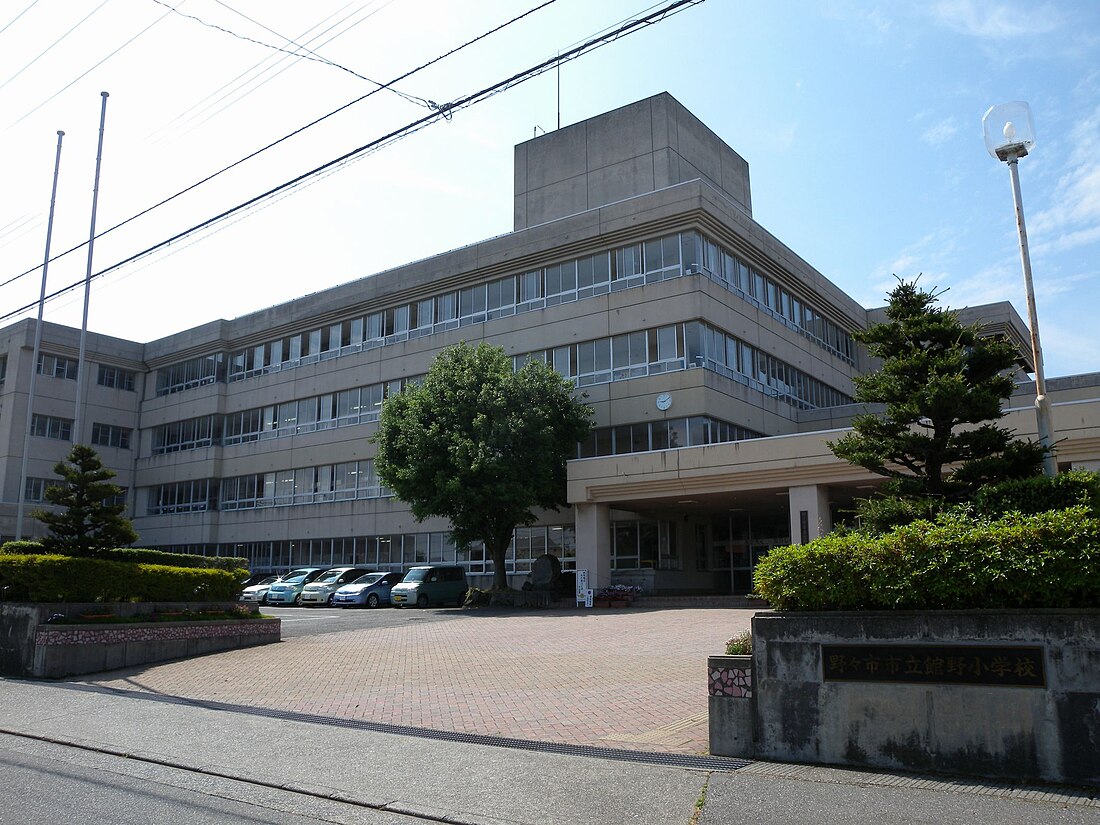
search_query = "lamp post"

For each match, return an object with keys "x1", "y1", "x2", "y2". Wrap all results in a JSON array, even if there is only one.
[{"x1": 982, "y1": 101, "x2": 1057, "y2": 477}]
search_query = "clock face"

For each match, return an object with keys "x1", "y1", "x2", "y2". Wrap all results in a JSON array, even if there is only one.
[{"x1": 656, "y1": 392, "x2": 672, "y2": 411}]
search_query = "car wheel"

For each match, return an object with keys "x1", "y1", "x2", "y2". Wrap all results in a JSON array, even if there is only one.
[
  {"x1": 260, "y1": 594, "x2": 268, "y2": 605},
  {"x1": 294, "y1": 593, "x2": 303, "y2": 607},
  {"x1": 327, "y1": 594, "x2": 335, "y2": 607},
  {"x1": 417, "y1": 594, "x2": 429, "y2": 608},
  {"x1": 367, "y1": 593, "x2": 380, "y2": 609}
]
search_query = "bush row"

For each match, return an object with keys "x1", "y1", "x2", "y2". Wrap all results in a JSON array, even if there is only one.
[
  {"x1": 1, "y1": 541, "x2": 247, "y2": 572},
  {"x1": 0, "y1": 554, "x2": 246, "y2": 603},
  {"x1": 753, "y1": 507, "x2": 1100, "y2": 611}
]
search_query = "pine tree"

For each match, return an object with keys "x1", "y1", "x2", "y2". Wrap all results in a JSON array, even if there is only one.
[
  {"x1": 829, "y1": 279, "x2": 1045, "y2": 526},
  {"x1": 33, "y1": 444, "x2": 138, "y2": 557}
]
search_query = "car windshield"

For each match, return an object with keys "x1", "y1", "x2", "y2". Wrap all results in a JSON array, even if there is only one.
[
  {"x1": 351, "y1": 573, "x2": 385, "y2": 586},
  {"x1": 403, "y1": 568, "x2": 429, "y2": 582},
  {"x1": 316, "y1": 570, "x2": 342, "y2": 583},
  {"x1": 255, "y1": 576, "x2": 278, "y2": 586},
  {"x1": 282, "y1": 573, "x2": 309, "y2": 584}
]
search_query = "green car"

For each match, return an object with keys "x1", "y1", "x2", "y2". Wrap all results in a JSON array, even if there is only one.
[{"x1": 390, "y1": 565, "x2": 468, "y2": 608}]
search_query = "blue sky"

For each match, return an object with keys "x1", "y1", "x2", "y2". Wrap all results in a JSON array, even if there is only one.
[{"x1": 1, "y1": 0, "x2": 1097, "y2": 377}]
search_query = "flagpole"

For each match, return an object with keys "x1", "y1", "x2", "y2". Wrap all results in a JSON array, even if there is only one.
[
  {"x1": 15, "y1": 130, "x2": 65, "y2": 541},
  {"x1": 73, "y1": 91, "x2": 109, "y2": 446}
]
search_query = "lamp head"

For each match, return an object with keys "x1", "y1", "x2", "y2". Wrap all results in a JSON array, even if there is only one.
[{"x1": 983, "y1": 101, "x2": 1035, "y2": 161}]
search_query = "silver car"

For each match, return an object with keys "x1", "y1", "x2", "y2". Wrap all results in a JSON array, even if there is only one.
[
  {"x1": 332, "y1": 572, "x2": 403, "y2": 608},
  {"x1": 239, "y1": 575, "x2": 280, "y2": 604},
  {"x1": 299, "y1": 567, "x2": 375, "y2": 606}
]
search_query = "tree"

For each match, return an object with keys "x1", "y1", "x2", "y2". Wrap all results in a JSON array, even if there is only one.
[
  {"x1": 33, "y1": 444, "x2": 138, "y2": 557},
  {"x1": 373, "y1": 342, "x2": 593, "y2": 590},
  {"x1": 829, "y1": 279, "x2": 1045, "y2": 522}
]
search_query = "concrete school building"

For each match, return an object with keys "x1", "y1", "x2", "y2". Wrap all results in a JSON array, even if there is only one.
[{"x1": 1, "y1": 93, "x2": 1097, "y2": 594}]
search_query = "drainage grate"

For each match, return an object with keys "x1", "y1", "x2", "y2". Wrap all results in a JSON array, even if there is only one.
[{"x1": 61, "y1": 682, "x2": 750, "y2": 772}]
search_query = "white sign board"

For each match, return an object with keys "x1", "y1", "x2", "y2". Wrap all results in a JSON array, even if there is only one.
[
  {"x1": 584, "y1": 589, "x2": 593, "y2": 608},
  {"x1": 576, "y1": 569, "x2": 589, "y2": 606}
]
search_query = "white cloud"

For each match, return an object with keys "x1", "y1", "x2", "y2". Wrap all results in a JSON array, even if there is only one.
[
  {"x1": 930, "y1": 0, "x2": 1063, "y2": 39},
  {"x1": 921, "y1": 117, "x2": 959, "y2": 146},
  {"x1": 1029, "y1": 106, "x2": 1100, "y2": 255}
]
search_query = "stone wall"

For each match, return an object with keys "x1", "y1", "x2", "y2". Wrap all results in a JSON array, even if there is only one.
[
  {"x1": 745, "y1": 611, "x2": 1100, "y2": 786},
  {"x1": 0, "y1": 602, "x2": 280, "y2": 678}
]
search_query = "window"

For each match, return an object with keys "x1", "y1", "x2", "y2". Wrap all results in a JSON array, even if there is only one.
[
  {"x1": 31, "y1": 414, "x2": 72, "y2": 441},
  {"x1": 91, "y1": 423, "x2": 131, "y2": 450},
  {"x1": 148, "y1": 479, "x2": 215, "y2": 515},
  {"x1": 97, "y1": 365, "x2": 135, "y2": 391},
  {"x1": 156, "y1": 353, "x2": 224, "y2": 395},
  {"x1": 37, "y1": 353, "x2": 78, "y2": 380},
  {"x1": 0, "y1": 355, "x2": 6, "y2": 385},
  {"x1": 24, "y1": 477, "x2": 55, "y2": 503}
]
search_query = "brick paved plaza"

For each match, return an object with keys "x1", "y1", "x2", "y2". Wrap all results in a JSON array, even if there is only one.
[{"x1": 82, "y1": 607, "x2": 755, "y2": 755}]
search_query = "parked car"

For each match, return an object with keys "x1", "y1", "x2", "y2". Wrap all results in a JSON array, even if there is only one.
[
  {"x1": 390, "y1": 565, "x2": 468, "y2": 608},
  {"x1": 265, "y1": 568, "x2": 326, "y2": 606},
  {"x1": 332, "y1": 572, "x2": 403, "y2": 608},
  {"x1": 239, "y1": 575, "x2": 281, "y2": 604},
  {"x1": 239, "y1": 572, "x2": 274, "y2": 589},
  {"x1": 299, "y1": 567, "x2": 375, "y2": 606}
]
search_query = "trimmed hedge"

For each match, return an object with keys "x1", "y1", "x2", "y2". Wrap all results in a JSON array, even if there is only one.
[
  {"x1": 1, "y1": 541, "x2": 247, "y2": 572},
  {"x1": 0, "y1": 554, "x2": 245, "y2": 603},
  {"x1": 753, "y1": 507, "x2": 1100, "y2": 611},
  {"x1": 974, "y1": 470, "x2": 1100, "y2": 518}
]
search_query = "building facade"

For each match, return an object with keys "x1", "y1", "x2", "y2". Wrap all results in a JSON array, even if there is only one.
[{"x1": 2, "y1": 94, "x2": 1097, "y2": 593}]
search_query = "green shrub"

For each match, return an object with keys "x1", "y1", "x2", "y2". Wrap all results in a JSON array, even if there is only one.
[
  {"x1": 0, "y1": 554, "x2": 244, "y2": 602},
  {"x1": 852, "y1": 495, "x2": 947, "y2": 535},
  {"x1": 973, "y1": 470, "x2": 1100, "y2": 518},
  {"x1": 0, "y1": 542, "x2": 247, "y2": 572},
  {"x1": 725, "y1": 631, "x2": 752, "y2": 655},
  {"x1": 753, "y1": 507, "x2": 1100, "y2": 611}
]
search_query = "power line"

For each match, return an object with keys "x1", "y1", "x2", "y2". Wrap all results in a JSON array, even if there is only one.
[
  {"x1": 0, "y1": 0, "x2": 704, "y2": 325},
  {"x1": 168, "y1": 1, "x2": 396, "y2": 140},
  {"x1": 151, "y1": 0, "x2": 429, "y2": 107},
  {"x1": 0, "y1": 0, "x2": 560, "y2": 295},
  {"x1": 0, "y1": 0, "x2": 41, "y2": 40},
  {"x1": 10, "y1": 4, "x2": 175, "y2": 128},
  {"x1": 0, "y1": 0, "x2": 111, "y2": 95}
]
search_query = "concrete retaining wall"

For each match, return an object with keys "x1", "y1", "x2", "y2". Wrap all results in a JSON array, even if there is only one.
[
  {"x1": 746, "y1": 611, "x2": 1100, "y2": 786},
  {"x1": 0, "y1": 602, "x2": 280, "y2": 678}
]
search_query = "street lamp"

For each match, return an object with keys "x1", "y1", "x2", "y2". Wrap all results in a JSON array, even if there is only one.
[{"x1": 982, "y1": 101, "x2": 1057, "y2": 476}]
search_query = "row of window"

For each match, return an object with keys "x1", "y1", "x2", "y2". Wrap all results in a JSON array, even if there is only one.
[
  {"x1": 515, "y1": 320, "x2": 852, "y2": 409},
  {"x1": 689, "y1": 236, "x2": 857, "y2": 363},
  {"x1": 156, "y1": 230, "x2": 857, "y2": 396},
  {"x1": 30, "y1": 414, "x2": 131, "y2": 448},
  {"x1": 152, "y1": 377, "x2": 420, "y2": 454},
  {"x1": 35, "y1": 354, "x2": 137, "y2": 390},
  {"x1": 24, "y1": 477, "x2": 127, "y2": 506},
  {"x1": 220, "y1": 460, "x2": 389, "y2": 510},
  {"x1": 149, "y1": 459, "x2": 390, "y2": 515},
  {"x1": 151, "y1": 525, "x2": 578, "y2": 576},
  {"x1": 577, "y1": 416, "x2": 763, "y2": 459},
  {"x1": 150, "y1": 319, "x2": 847, "y2": 460}
]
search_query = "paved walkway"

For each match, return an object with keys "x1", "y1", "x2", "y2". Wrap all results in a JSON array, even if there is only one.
[{"x1": 80, "y1": 607, "x2": 754, "y2": 755}]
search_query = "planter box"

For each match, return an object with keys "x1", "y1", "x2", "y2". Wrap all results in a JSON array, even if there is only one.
[
  {"x1": 0, "y1": 602, "x2": 280, "y2": 678},
  {"x1": 708, "y1": 654, "x2": 754, "y2": 757}
]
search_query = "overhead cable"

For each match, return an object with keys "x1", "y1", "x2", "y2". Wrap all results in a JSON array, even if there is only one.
[
  {"x1": 0, "y1": 0, "x2": 704, "y2": 325},
  {"x1": 0, "y1": 0, "x2": 560, "y2": 294}
]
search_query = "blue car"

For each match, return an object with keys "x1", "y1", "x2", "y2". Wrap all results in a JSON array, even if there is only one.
[
  {"x1": 264, "y1": 568, "x2": 326, "y2": 606},
  {"x1": 332, "y1": 572, "x2": 403, "y2": 608}
]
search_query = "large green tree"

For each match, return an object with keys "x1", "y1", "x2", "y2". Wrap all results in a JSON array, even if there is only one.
[
  {"x1": 829, "y1": 279, "x2": 1045, "y2": 515},
  {"x1": 33, "y1": 444, "x2": 138, "y2": 557},
  {"x1": 373, "y1": 342, "x2": 593, "y2": 590}
]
